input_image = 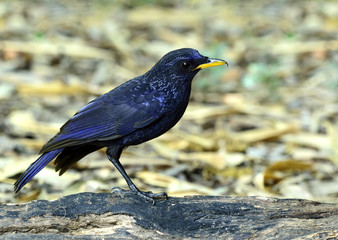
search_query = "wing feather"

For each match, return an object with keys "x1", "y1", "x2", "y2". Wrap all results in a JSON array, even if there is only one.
[{"x1": 40, "y1": 80, "x2": 165, "y2": 153}]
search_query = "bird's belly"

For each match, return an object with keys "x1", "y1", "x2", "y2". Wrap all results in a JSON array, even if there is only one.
[{"x1": 119, "y1": 104, "x2": 187, "y2": 146}]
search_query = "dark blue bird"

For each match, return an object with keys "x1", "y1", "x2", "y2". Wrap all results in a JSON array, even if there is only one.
[{"x1": 14, "y1": 48, "x2": 227, "y2": 203}]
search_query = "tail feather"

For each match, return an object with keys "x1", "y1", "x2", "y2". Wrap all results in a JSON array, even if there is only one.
[
  {"x1": 14, "y1": 149, "x2": 63, "y2": 193},
  {"x1": 54, "y1": 145, "x2": 101, "y2": 175}
]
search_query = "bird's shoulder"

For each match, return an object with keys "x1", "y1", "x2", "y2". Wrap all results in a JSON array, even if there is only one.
[{"x1": 102, "y1": 76, "x2": 167, "y2": 107}]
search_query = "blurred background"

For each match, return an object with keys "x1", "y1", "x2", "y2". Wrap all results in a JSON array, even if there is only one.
[{"x1": 0, "y1": 0, "x2": 337, "y2": 203}]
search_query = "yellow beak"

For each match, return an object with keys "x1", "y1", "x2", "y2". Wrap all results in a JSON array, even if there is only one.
[{"x1": 194, "y1": 58, "x2": 228, "y2": 71}]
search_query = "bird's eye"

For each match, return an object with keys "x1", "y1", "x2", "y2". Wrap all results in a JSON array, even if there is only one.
[{"x1": 181, "y1": 61, "x2": 192, "y2": 69}]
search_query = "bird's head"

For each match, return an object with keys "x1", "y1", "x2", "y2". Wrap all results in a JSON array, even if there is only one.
[{"x1": 148, "y1": 48, "x2": 227, "y2": 84}]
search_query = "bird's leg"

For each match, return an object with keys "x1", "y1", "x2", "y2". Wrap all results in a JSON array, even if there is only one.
[{"x1": 106, "y1": 147, "x2": 168, "y2": 204}]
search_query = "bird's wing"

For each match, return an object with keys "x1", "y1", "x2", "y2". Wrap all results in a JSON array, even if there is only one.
[{"x1": 40, "y1": 81, "x2": 165, "y2": 153}]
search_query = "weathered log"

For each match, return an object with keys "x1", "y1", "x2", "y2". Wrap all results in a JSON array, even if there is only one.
[{"x1": 0, "y1": 192, "x2": 337, "y2": 239}]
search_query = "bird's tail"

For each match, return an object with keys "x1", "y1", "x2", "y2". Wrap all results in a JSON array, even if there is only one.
[{"x1": 14, "y1": 149, "x2": 63, "y2": 193}]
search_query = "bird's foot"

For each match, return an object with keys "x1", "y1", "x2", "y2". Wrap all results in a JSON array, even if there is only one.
[
  {"x1": 134, "y1": 190, "x2": 168, "y2": 205},
  {"x1": 111, "y1": 186, "x2": 168, "y2": 205}
]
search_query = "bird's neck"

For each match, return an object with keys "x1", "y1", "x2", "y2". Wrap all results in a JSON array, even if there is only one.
[{"x1": 144, "y1": 69, "x2": 189, "y2": 92}]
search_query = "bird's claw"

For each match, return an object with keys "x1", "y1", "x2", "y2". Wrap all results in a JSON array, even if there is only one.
[
  {"x1": 110, "y1": 186, "x2": 124, "y2": 193},
  {"x1": 135, "y1": 190, "x2": 168, "y2": 205},
  {"x1": 143, "y1": 191, "x2": 168, "y2": 200},
  {"x1": 110, "y1": 186, "x2": 167, "y2": 205}
]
